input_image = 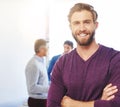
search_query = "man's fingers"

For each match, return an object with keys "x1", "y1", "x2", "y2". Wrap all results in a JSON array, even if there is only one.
[
  {"x1": 101, "y1": 84, "x2": 118, "y2": 101},
  {"x1": 106, "y1": 89, "x2": 118, "y2": 96},
  {"x1": 104, "y1": 84, "x2": 112, "y2": 91},
  {"x1": 107, "y1": 95, "x2": 115, "y2": 101},
  {"x1": 105, "y1": 86, "x2": 117, "y2": 92}
]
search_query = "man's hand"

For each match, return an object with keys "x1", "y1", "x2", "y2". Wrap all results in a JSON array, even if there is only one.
[
  {"x1": 101, "y1": 83, "x2": 118, "y2": 101},
  {"x1": 61, "y1": 96, "x2": 78, "y2": 107}
]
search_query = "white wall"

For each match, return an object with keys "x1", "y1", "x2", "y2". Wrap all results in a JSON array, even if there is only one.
[
  {"x1": 0, "y1": 0, "x2": 48, "y2": 106},
  {"x1": 49, "y1": 0, "x2": 120, "y2": 58}
]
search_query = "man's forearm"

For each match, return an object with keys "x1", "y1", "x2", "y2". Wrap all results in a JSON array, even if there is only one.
[
  {"x1": 61, "y1": 96, "x2": 94, "y2": 107},
  {"x1": 74, "y1": 100, "x2": 94, "y2": 107}
]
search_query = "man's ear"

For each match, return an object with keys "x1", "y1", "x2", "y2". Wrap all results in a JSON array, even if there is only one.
[{"x1": 95, "y1": 22, "x2": 99, "y2": 29}]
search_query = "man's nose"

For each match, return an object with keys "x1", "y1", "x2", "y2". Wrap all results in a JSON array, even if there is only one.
[{"x1": 79, "y1": 24, "x2": 86, "y2": 32}]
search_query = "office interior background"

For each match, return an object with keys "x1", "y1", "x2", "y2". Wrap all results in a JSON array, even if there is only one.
[{"x1": 0, "y1": 0, "x2": 120, "y2": 107}]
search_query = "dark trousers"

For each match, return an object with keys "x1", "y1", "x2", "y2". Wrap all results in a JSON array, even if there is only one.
[{"x1": 28, "y1": 97, "x2": 47, "y2": 107}]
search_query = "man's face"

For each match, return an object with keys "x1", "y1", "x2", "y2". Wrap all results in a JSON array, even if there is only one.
[
  {"x1": 70, "y1": 10, "x2": 98, "y2": 46},
  {"x1": 39, "y1": 46, "x2": 48, "y2": 56},
  {"x1": 63, "y1": 44, "x2": 72, "y2": 54}
]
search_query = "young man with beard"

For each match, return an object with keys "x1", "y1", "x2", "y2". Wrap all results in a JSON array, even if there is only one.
[{"x1": 47, "y1": 3, "x2": 120, "y2": 107}]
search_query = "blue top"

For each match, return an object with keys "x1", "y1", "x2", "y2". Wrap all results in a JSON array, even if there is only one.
[
  {"x1": 25, "y1": 55, "x2": 49, "y2": 99},
  {"x1": 48, "y1": 54, "x2": 61, "y2": 80},
  {"x1": 47, "y1": 45, "x2": 120, "y2": 107}
]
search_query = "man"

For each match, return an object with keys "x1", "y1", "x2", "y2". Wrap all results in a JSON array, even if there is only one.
[
  {"x1": 25, "y1": 39, "x2": 49, "y2": 107},
  {"x1": 47, "y1": 3, "x2": 120, "y2": 107},
  {"x1": 48, "y1": 40, "x2": 73, "y2": 80}
]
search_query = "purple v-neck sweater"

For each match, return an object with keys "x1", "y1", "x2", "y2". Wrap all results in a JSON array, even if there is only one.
[{"x1": 47, "y1": 45, "x2": 120, "y2": 107}]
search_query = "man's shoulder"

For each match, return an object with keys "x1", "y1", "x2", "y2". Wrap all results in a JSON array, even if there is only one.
[
  {"x1": 103, "y1": 45, "x2": 120, "y2": 73},
  {"x1": 52, "y1": 54, "x2": 61, "y2": 59},
  {"x1": 54, "y1": 50, "x2": 75, "y2": 70},
  {"x1": 26, "y1": 56, "x2": 38, "y2": 67},
  {"x1": 101, "y1": 44, "x2": 120, "y2": 55},
  {"x1": 58, "y1": 49, "x2": 75, "y2": 63},
  {"x1": 51, "y1": 54, "x2": 61, "y2": 62},
  {"x1": 101, "y1": 45, "x2": 120, "y2": 63}
]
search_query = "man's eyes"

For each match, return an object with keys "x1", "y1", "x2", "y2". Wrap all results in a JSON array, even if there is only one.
[
  {"x1": 73, "y1": 22, "x2": 80, "y2": 25},
  {"x1": 73, "y1": 21, "x2": 91, "y2": 25},
  {"x1": 84, "y1": 21, "x2": 91, "y2": 24}
]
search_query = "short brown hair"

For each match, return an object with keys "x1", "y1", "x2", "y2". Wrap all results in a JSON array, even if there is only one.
[
  {"x1": 68, "y1": 3, "x2": 98, "y2": 22},
  {"x1": 64, "y1": 40, "x2": 73, "y2": 48},
  {"x1": 34, "y1": 39, "x2": 46, "y2": 53}
]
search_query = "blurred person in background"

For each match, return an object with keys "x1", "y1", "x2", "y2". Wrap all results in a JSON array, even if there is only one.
[
  {"x1": 25, "y1": 39, "x2": 49, "y2": 107},
  {"x1": 48, "y1": 40, "x2": 73, "y2": 80}
]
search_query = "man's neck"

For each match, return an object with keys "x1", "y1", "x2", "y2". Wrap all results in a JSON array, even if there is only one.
[
  {"x1": 76, "y1": 40, "x2": 99, "y2": 61},
  {"x1": 36, "y1": 53, "x2": 43, "y2": 57}
]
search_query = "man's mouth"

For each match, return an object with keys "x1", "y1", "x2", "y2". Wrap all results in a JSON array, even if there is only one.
[{"x1": 77, "y1": 33, "x2": 88, "y2": 37}]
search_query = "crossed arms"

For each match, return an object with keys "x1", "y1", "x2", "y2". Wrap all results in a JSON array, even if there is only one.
[{"x1": 61, "y1": 84, "x2": 118, "y2": 107}]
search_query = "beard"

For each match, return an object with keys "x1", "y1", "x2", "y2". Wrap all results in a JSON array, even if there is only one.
[{"x1": 72, "y1": 31, "x2": 95, "y2": 46}]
